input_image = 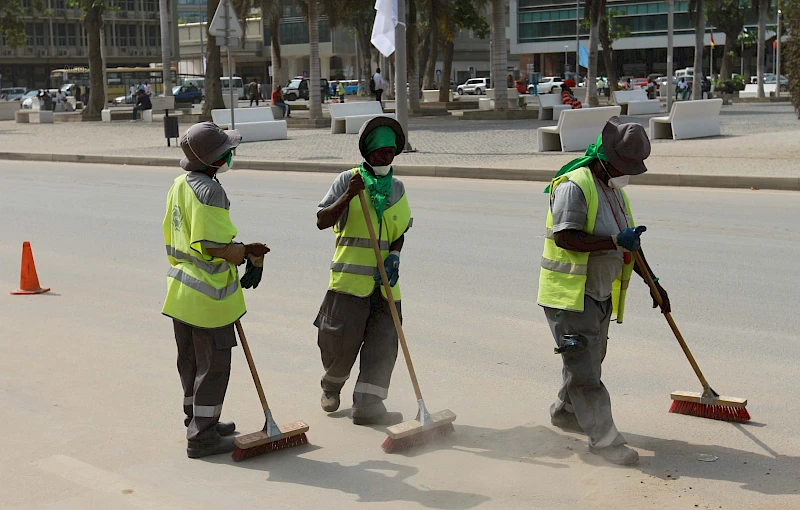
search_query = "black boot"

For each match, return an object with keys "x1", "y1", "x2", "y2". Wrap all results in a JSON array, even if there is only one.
[
  {"x1": 216, "y1": 421, "x2": 236, "y2": 436},
  {"x1": 186, "y1": 436, "x2": 237, "y2": 459},
  {"x1": 321, "y1": 391, "x2": 340, "y2": 412},
  {"x1": 351, "y1": 410, "x2": 404, "y2": 426}
]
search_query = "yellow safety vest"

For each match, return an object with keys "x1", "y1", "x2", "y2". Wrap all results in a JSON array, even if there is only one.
[
  {"x1": 162, "y1": 174, "x2": 246, "y2": 328},
  {"x1": 329, "y1": 168, "x2": 412, "y2": 301},
  {"x1": 537, "y1": 166, "x2": 635, "y2": 323}
]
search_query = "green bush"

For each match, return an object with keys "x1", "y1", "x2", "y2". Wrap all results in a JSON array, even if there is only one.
[
  {"x1": 713, "y1": 74, "x2": 746, "y2": 94},
  {"x1": 786, "y1": 0, "x2": 800, "y2": 117}
]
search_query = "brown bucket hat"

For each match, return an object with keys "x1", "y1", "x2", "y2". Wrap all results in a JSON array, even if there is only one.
[
  {"x1": 601, "y1": 116, "x2": 651, "y2": 175},
  {"x1": 180, "y1": 121, "x2": 242, "y2": 171}
]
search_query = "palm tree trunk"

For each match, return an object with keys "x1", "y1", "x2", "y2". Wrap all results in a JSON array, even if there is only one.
[
  {"x1": 599, "y1": 16, "x2": 617, "y2": 98},
  {"x1": 81, "y1": 5, "x2": 105, "y2": 118},
  {"x1": 308, "y1": 0, "x2": 322, "y2": 119},
  {"x1": 491, "y1": 0, "x2": 508, "y2": 111},
  {"x1": 756, "y1": 0, "x2": 767, "y2": 98},
  {"x1": 720, "y1": 30, "x2": 736, "y2": 79},
  {"x1": 423, "y1": 26, "x2": 438, "y2": 89},
  {"x1": 408, "y1": 0, "x2": 421, "y2": 113},
  {"x1": 438, "y1": 39, "x2": 454, "y2": 102},
  {"x1": 418, "y1": 27, "x2": 431, "y2": 88},
  {"x1": 585, "y1": 2, "x2": 601, "y2": 107},
  {"x1": 160, "y1": 0, "x2": 173, "y2": 96},
  {"x1": 270, "y1": 38, "x2": 283, "y2": 90},
  {"x1": 203, "y1": 0, "x2": 225, "y2": 118},
  {"x1": 693, "y1": 0, "x2": 704, "y2": 100}
]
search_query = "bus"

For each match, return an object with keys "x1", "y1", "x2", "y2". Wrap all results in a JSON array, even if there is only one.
[{"x1": 49, "y1": 66, "x2": 177, "y2": 98}]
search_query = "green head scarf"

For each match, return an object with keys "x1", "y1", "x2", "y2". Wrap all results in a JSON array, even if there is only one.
[
  {"x1": 543, "y1": 134, "x2": 609, "y2": 193},
  {"x1": 360, "y1": 125, "x2": 397, "y2": 221}
]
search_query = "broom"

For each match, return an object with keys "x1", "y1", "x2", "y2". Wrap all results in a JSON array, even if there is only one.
[
  {"x1": 231, "y1": 320, "x2": 309, "y2": 461},
  {"x1": 633, "y1": 252, "x2": 750, "y2": 422},
  {"x1": 357, "y1": 191, "x2": 456, "y2": 453}
]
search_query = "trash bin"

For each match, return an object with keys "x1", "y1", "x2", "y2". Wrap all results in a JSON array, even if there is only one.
[{"x1": 163, "y1": 112, "x2": 179, "y2": 147}]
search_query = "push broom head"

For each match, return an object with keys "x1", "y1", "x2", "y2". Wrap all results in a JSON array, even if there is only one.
[
  {"x1": 382, "y1": 409, "x2": 456, "y2": 453},
  {"x1": 669, "y1": 391, "x2": 750, "y2": 423},
  {"x1": 232, "y1": 421, "x2": 309, "y2": 462}
]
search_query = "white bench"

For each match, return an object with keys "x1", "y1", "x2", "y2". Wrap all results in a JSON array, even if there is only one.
[
  {"x1": 142, "y1": 110, "x2": 154, "y2": 122},
  {"x1": 537, "y1": 93, "x2": 572, "y2": 121},
  {"x1": 649, "y1": 98, "x2": 722, "y2": 140},
  {"x1": 329, "y1": 102, "x2": 395, "y2": 134},
  {"x1": 537, "y1": 106, "x2": 622, "y2": 152},
  {"x1": 738, "y1": 83, "x2": 777, "y2": 98},
  {"x1": 29, "y1": 110, "x2": 54, "y2": 123},
  {"x1": 211, "y1": 107, "x2": 287, "y2": 142},
  {"x1": 422, "y1": 90, "x2": 453, "y2": 102},
  {"x1": 0, "y1": 101, "x2": 19, "y2": 121},
  {"x1": 150, "y1": 96, "x2": 175, "y2": 113},
  {"x1": 613, "y1": 89, "x2": 661, "y2": 115}
]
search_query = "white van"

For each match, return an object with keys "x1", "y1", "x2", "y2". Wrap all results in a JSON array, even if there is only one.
[{"x1": 221, "y1": 76, "x2": 245, "y2": 100}]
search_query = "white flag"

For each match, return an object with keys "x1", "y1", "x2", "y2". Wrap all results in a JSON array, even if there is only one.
[{"x1": 371, "y1": 0, "x2": 397, "y2": 57}]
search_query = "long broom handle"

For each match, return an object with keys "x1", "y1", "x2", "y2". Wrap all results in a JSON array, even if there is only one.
[
  {"x1": 358, "y1": 191, "x2": 424, "y2": 401},
  {"x1": 632, "y1": 251, "x2": 710, "y2": 388},
  {"x1": 235, "y1": 320, "x2": 271, "y2": 413}
]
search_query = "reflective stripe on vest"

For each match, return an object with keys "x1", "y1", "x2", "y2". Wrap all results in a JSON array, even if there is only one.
[
  {"x1": 537, "y1": 166, "x2": 635, "y2": 323},
  {"x1": 328, "y1": 168, "x2": 411, "y2": 300},
  {"x1": 162, "y1": 174, "x2": 246, "y2": 329}
]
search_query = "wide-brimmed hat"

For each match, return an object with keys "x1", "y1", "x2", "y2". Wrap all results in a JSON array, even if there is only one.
[
  {"x1": 358, "y1": 116, "x2": 405, "y2": 160},
  {"x1": 180, "y1": 121, "x2": 242, "y2": 171},
  {"x1": 601, "y1": 116, "x2": 650, "y2": 175}
]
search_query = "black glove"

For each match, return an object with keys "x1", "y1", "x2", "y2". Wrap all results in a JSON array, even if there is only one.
[{"x1": 240, "y1": 254, "x2": 264, "y2": 289}]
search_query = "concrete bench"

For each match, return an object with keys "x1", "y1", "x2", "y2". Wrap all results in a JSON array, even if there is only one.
[
  {"x1": 738, "y1": 83, "x2": 777, "y2": 98},
  {"x1": 211, "y1": 107, "x2": 287, "y2": 142},
  {"x1": 537, "y1": 106, "x2": 622, "y2": 152},
  {"x1": 649, "y1": 98, "x2": 722, "y2": 140},
  {"x1": 537, "y1": 93, "x2": 572, "y2": 121},
  {"x1": 150, "y1": 96, "x2": 175, "y2": 113},
  {"x1": 29, "y1": 110, "x2": 54, "y2": 124},
  {"x1": 613, "y1": 89, "x2": 661, "y2": 115},
  {"x1": 0, "y1": 101, "x2": 19, "y2": 121},
  {"x1": 422, "y1": 90, "x2": 453, "y2": 102},
  {"x1": 329, "y1": 102, "x2": 395, "y2": 134},
  {"x1": 142, "y1": 109, "x2": 154, "y2": 122}
]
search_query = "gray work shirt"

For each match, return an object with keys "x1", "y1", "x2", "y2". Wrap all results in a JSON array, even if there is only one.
[
  {"x1": 318, "y1": 170, "x2": 410, "y2": 232},
  {"x1": 550, "y1": 178, "x2": 631, "y2": 302}
]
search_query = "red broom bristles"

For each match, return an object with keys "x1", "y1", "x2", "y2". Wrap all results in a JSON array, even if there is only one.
[
  {"x1": 231, "y1": 433, "x2": 309, "y2": 462},
  {"x1": 382, "y1": 423, "x2": 455, "y2": 453},
  {"x1": 669, "y1": 400, "x2": 751, "y2": 423}
]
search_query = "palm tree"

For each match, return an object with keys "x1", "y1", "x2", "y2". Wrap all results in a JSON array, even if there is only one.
[
  {"x1": 68, "y1": 0, "x2": 107, "y2": 118},
  {"x1": 755, "y1": 0, "x2": 770, "y2": 98},
  {"x1": 490, "y1": 0, "x2": 507, "y2": 111},
  {"x1": 262, "y1": 0, "x2": 284, "y2": 88},
  {"x1": 408, "y1": 0, "x2": 421, "y2": 113},
  {"x1": 689, "y1": 0, "x2": 705, "y2": 100},
  {"x1": 584, "y1": 0, "x2": 605, "y2": 107},
  {"x1": 307, "y1": 0, "x2": 322, "y2": 120}
]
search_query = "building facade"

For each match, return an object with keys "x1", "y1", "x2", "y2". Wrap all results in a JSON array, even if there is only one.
[{"x1": 0, "y1": 1, "x2": 176, "y2": 89}]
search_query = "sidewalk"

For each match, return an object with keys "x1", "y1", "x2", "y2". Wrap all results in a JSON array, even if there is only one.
[{"x1": 1, "y1": 103, "x2": 798, "y2": 190}]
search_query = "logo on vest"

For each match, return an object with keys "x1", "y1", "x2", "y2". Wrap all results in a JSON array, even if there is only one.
[
  {"x1": 172, "y1": 205, "x2": 182, "y2": 231},
  {"x1": 393, "y1": 214, "x2": 397, "y2": 220}
]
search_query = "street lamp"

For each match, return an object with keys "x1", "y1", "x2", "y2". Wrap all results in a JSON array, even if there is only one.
[
  {"x1": 776, "y1": 9, "x2": 781, "y2": 96},
  {"x1": 667, "y1": 0, "x2": 674, "y2": 113}
]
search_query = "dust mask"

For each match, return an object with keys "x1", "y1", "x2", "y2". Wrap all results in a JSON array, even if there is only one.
[
  {"x1": 601, "y1": 161, "x2": 629, "y2": 189},
  {"x1": 371, "y1": 165, "x2": 392, "y2": 176},
  {"x1": 214, "y1": 151, "x2": 234, "y2": 174}
]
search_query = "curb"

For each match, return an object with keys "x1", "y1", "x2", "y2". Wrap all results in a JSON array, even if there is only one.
[{"x1": 1, "y1": 151, "x2": 798, "y2": 192}]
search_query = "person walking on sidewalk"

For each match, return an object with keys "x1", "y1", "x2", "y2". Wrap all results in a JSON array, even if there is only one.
[
  {"x1": 538, "y1": 117, "x2": 670, "y2": 466},
  {"x1": 163, "y1": 122, "x2": 270, "y2": 458},
  {"x1": 248, "y1": 79, "x2": 260, "y2": 107},
  {"x1": 337, "y1": 81, "x2": 346, "y2": 103},
  {"x1": 372, "y1": 68, "x2": 385, "y2": 103},
  {"x1": 314, "y1": 116, "x2": 411, "y2": 426}
]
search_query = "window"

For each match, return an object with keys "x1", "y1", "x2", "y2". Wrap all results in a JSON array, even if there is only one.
[
  {"x1": 146, "y1": 0, "x2": 157, "y2": 10},
  {"x1": 67, "y1": 24, "x2": 77, "y2": 46},
  {"x1": 27, "y1": 23, "x2": 47, "y2": 46},
  {"x1": 56, "y1": 24, "x2": 67, "y2": 46},
  {"x1": 147, "y1": 25, "x2": 160, "y2": 47}
]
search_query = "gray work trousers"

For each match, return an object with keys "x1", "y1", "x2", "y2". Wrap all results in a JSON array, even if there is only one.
[
  {"x1": 174, "y1": 320, "x2": 237, "y2": 443},
  {"x1": 544, "y1": 295, "x2": 626, "y2": 448},
  {"x1": 314, "y1": 289, "x2": 400, "y2": 417}
]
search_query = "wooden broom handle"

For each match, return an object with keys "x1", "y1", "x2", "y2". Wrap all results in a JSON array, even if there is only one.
[
  {"x1": 235, "y1": 320, "x2": 271, "y2": 413},
  {"x1": 632, "y1": 251, "x2": 710, "y2": 388},
  {"x1": 358, "y1": 191, "x2": 424, "y2": 401}
]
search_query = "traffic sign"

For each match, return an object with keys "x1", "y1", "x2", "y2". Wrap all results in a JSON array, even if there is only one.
[{"x1": 208, "y1": 0, "x2": 243, "y2": 40}]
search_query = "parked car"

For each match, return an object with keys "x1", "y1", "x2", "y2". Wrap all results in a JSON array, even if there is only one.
[
  {"x1": 283, "y1": 76, "x2": 330, "y2": 101},
  {"x1": 1, "y1": 87, "x2": 27, "y2": 101},
  {"x1": 763, "y1": 74, "x2": 788, "y2": 91},
  {"x1": 22, "y1": 89, "x2": 58, "y2": 108},
  {"x1": 531, "y1": 77, "x2": 564, "y2": 94},
  {"x1": 172, "y1": 84, "x2": 203, "y2": 103},
  {"x1": 457, "y1": 78, "x2": 490, "y2": 95},
  {"x1": 631, "y1": 78, "x2": 649, "y2": 89}
]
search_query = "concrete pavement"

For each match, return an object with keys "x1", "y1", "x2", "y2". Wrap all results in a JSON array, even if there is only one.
[{"x1": 1, "y1": 161, "x2": 799, "y2": 509}]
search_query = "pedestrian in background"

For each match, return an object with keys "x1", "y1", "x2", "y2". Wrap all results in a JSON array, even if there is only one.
[
  {"x1": 145, "y1": 82, "x2": 151, "y2": 95},
  {"x1": 271, "y1": 84, "x2": 290, "y2": 118},
  {"x1": 372, "y1": 68, "x2": 385, "y2": 103},
  {"x1": 248, "y1": 79, "x2": 259, "y2": 107},
  {"x1": 337, "y1": 81, "x2": 346, "y2": 103}
]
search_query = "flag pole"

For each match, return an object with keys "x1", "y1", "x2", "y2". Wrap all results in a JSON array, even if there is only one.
[{"x1": 395, "y1": 0, "x2": 411, "y2": 150}]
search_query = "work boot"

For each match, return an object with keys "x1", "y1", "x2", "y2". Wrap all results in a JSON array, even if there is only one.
[
  {"x1": 216, "y1": 421, "x2": 236, "y2": 437},
  {"x1": 186, "y1": 436, "x2": 237, "y2": 459},
  {"x1": 351, "y1": 410, "x2": 404, "y2": 426},
  {"x1": 550, "y1": 411, "x2": 584, "y2": 434},
  {"x1": 589, "y1": 444, "x2": 640, "y2": 466},
  {"x1": 321, "y1": 391, "x2": 340, "y2": 413}
]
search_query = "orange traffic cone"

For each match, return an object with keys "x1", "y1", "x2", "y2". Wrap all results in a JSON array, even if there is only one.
[{"x1": 11, "y1": 242, "x2": 50, "y2": 295}]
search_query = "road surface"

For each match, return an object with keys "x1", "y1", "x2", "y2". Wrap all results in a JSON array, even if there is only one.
[{"x1": 1, "y1": 162, "x2": 799, "y2": 509}]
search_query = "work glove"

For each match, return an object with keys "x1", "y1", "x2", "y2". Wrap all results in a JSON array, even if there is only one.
[
  {"x1": 240, "y1": 254, "x2": 264, "y2": 289},
  {"x1": 612, "y1": 226, "x2": 647, "y2": 252},
  {"x1": 374, "y1": 251, "x2": 400, "y2": 287}
]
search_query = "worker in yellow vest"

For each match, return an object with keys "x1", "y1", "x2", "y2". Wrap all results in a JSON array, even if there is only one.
[
  {"x1": 163, "y1": 122, "x2": 270, "y2": 459},
  {"x1": 314, "y1": 116, "x2": 411, "y2": 426},
  {"x1": 538, "y1": 117, "x2": 671, "y2": 465}
]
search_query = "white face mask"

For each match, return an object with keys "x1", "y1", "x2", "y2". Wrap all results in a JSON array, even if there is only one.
[
  {"x1": 608, "y1": 175, "x2": 630, "y2": 189},
  {"x1": 371, "y1": 165, "x2": 392, "y2": 176},
  {"x1": 214, "y1": 162, "x2": 231, "y2": 174}
]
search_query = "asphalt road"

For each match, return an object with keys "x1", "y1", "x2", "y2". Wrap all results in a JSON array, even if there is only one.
[{"x1": 2, "y1": 162, "x2": 799, "y2": 509}]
